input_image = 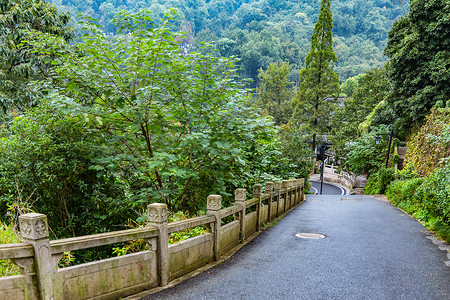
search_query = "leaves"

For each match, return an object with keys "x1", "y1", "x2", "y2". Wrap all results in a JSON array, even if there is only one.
[
  {"x1": 0, "y1": 0, "x2": 73, "y2": 114},
  {"x1": 26, "y1": 10, "x2": 305, "y2": 213},
  {"x1": 404, "y1": 108, "x2": 450, "y2": 176},
  {"x1": 385, "y1": 0, "x2": 450, "y2": 126}
]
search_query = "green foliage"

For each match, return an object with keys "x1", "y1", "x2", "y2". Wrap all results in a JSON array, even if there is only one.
[
  {"x1": 0, "y1": 221, "x2": 20, "y2": 276},
  {"x1": 395, "y1": 163, "x2": 419, "y2": 180},
  {"x1": 340, "y1": 73, "x2": 363, "y2": 97},
  {"x1": 386, "y1": 166, "x2": 450, "y2": 242},
  {"x1": 385, "y1": 178, "x2": 424, "y2": 209},
  {"x1": 0, "y1": 0, "x2": 73, "y2": 114},
  {"x1": 415, "y1": 166, "x2": 450, "y2": 225},
  {"x1": 330, "y1": 67, "x2": 393, "y2": 165},
  {"x1": 292, "y1": 0, "x2": 340, "y2": 151},
  {"x1": 167, "y1": 211, "x2": 207, "y2": 244},
  {"x1": 256, "y1": 62, "x2": 294, "y2": 125},
  {"x1": 28, "y1": 10, "x2": 307, "y2": 215},
  {"x1": 365, "y1": 167, "x2": 395, "y2": 194},
  {"x1": 0, "y1": 103, "x2": 134, "y2": 238},
  {"x1": 112, "y1": 211, "x2": 207, "y2": 256},
  {"x1": 384, "y1": 0, "x2": 450, "y2": 127},
  {"x1": 277, "y1": 124, "x2": 314, "y2": 180},
  {"x1": 404, "y1": 108, "x2": 450, "y2": 176},
  {"x1": 52, "y1": 0, "x2": 407, "y2": 87},
  {"x1": 344, "y1": 125, "x2": 392, "y2": 175}
]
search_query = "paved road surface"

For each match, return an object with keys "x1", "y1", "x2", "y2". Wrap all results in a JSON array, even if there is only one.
[
  {"x1": 309, "y1": 180, "x2": 345, "y2": 195},
  {"x1": 146, "y1": 195, "x2": 449, "y2": 300}
]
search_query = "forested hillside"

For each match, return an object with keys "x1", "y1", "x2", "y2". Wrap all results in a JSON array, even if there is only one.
[{"x1": 52, "y1": 0, "x2": 408, "y2": 85}]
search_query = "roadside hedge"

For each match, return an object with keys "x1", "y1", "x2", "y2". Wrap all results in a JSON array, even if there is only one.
[
  {"x1": 386, "y1": 166, "x2": 450, "y2": 242},
  {"x1": 365, "y1": 167, "x2": 395, "y2": 194}
]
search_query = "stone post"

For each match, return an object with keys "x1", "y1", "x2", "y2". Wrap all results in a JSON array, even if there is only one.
[
  {"x1": 235, "y1": 188, "x2": 247, "y2": 241},
  {"x1": 285, "y1": 180, "x2": 291, "y2": 209},
  {"x1": 289, "y1": 180, "x2": 295, "y2": 207},
  {"x1": 147, "y1": 203, "x2": 169, "y2": 286},
  {"x1": 207, "y1": 195, "x2": 222, "y2": 261},
  {"x1": 253, "y1": 184, "x2": 262, "y2": 232},
  {"x1": 274, "y1": 181, "x2": 282, "y2": 217},
  {"x1": 299, "y1": 178, "x2": 305, "y2": 202},
  {"x1": 282, "y1": 180, "x2": 289, "y2": 212},
  {"x1": 294, "y1": 179, "x2": 300, "y2": 205},
  {"x1": 265, "y1": 182, "x2": 274, "y2": 222},
  {"x1": 19, "y1": 213, "x2": 54, "y2": 300}
]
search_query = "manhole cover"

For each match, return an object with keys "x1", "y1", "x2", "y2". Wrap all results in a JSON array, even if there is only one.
[{"x1": 295, "y1": 233, "x2": 326, "y2": 239}]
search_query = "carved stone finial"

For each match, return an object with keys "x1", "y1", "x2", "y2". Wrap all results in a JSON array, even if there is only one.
[
  {"x1": 19, "y1": 213, "x2": 49, "y2": 241},
  {"x1": 147, "y1": 203, "x2": 167, "y2": 224},
  {"x1": 235, "y1": 188, "x2": 247, "y2": 202},
  {"x1": 288, "y1": 180, "x2": 294, "y2": 188},
  {"x1": 282, "y1": 180, "x2": 289, "y2": 189},
  {"x1": 264, "y1": 182, "x2": 274, "y2": 194},
  {"x1": 274, "y1": 181, "x2": 282, "y2": 191},
  {"x1": 253, "y1": 184, "x2": 262, "y2": 197},
  {"x1": 207, "y1": 195, "x2": 222, "y2": 211}
]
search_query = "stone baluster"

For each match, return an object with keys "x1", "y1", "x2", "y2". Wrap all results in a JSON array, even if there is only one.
[
  {"x1": 265, "y1": 182, "x2": 274, "y2": 222},
  {"x1": 207, "y1": 195, "x2": 222, "y2": 260},
  {"x1": 147, "y1": 203, "x2": 169, "y2": 286},
  {"x1": 299, "y1": 178, "x2": 305, "y2": 202},
  {"x1": 235, "y1": 188, "x2": 247, "y2": 241},
  {"x1": 274, "y1": 181, "x2": 282, "y2": 217},
  {"x1": 289, "y1": 180, "x2": 295, "y2": 207},
  {"x1": 294, "y1": 179, "x2": 300, "y2": 204},
  {"x1": 282, "y1": 180, "x2": 289, "y2": 212},
  {"x1": 253, "y1": 184, "x2": 262, "y2": 232},
  {"x1": 19, "y1": 213, "x2": 54, "y2": 300}
]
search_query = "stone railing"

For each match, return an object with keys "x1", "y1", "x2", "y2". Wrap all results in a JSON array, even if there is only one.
[{"x1": 0, "y1": 179, "x2": 305, "y2": 300}]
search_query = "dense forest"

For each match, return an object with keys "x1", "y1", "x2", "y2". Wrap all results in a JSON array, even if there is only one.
[{"x1": 51, "y1": 0, "x2": 408, "y2": 86}]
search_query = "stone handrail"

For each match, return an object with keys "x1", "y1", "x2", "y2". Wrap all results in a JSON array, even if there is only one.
[
  {"x1": 0, "y1": 178, "x2": 305, "y2": 300},
  {"x1": 167, "y1": 215, "x2": 215, "y2": 234},
  {"x1": 0, "y1": 243, "x2": 34, "y2": 260},
  {"x1": 50, "y1": 227, "x2": 160, "y2": 254}
]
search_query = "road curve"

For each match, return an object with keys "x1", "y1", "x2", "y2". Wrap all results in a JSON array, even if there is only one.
[
  {"x1": 144, "y1": 195, "x2": 449, "y2": 300},
  {"x1": 309, "y1": 180, "x2": 345, "y2": 195}
]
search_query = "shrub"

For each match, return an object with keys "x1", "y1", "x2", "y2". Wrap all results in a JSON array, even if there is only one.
[
  {"x1": 0, "y1": 104, "x2": 135, "y2": 238},
  {"x1": 385, "y1": 180, "x2": 405, "y2": 205},
  {"x1": 386, "y1": 166, "x2": 450, "y2": 242},
  {"x1": 365, "y1": 168, "x2": 395, "y2": 194},
  {"x1": 415, "y1": 166, "x2": 450, "y2": 224}
]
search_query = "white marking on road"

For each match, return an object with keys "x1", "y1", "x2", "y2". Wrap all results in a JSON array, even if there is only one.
[{"x1": 311, "y1": 186, "x2": 318, "y2": 194}]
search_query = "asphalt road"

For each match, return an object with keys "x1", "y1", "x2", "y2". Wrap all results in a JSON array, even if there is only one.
[
  {"x1": 309, "y1": 180, "x2": 345, "y2": 195},
  {"x1": 146, "y1": 195, "x2": 449, "y2": 300}
]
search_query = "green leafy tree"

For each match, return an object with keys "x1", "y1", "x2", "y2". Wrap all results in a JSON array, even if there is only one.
[
  {"x1": 292, "y1": 0, "x2": 340, "y2": 151},
  {"x1": 345, "y1": 125, "x2": 392, "y2": 175},
  {"x1": 340, "y1": 73, "x2": 363, "y2": 97},
  {"x1": 0, "y1": 0, "x2": 73, "y2": 114},
  {"x1": 31, "y1": 10, "x2": 295, "y2": 212},
  {"x1": 330, "y1": 67, "x2": 394, "y2": 169},
  {"x1": 384, "y1": 0, "x2": 450, "y2": 127},
  {"x1": 256, "y1": 62, "x2": 294, "y2": 125}
]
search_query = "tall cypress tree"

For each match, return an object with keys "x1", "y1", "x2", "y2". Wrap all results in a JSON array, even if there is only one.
[{"x1": 293, "y1": 0, "x2": 340, "y2": 151}]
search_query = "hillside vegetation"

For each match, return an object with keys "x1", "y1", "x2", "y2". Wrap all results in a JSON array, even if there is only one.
[{"x1": 53, "y1": 0, "x2": 408, "y2": 85}]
